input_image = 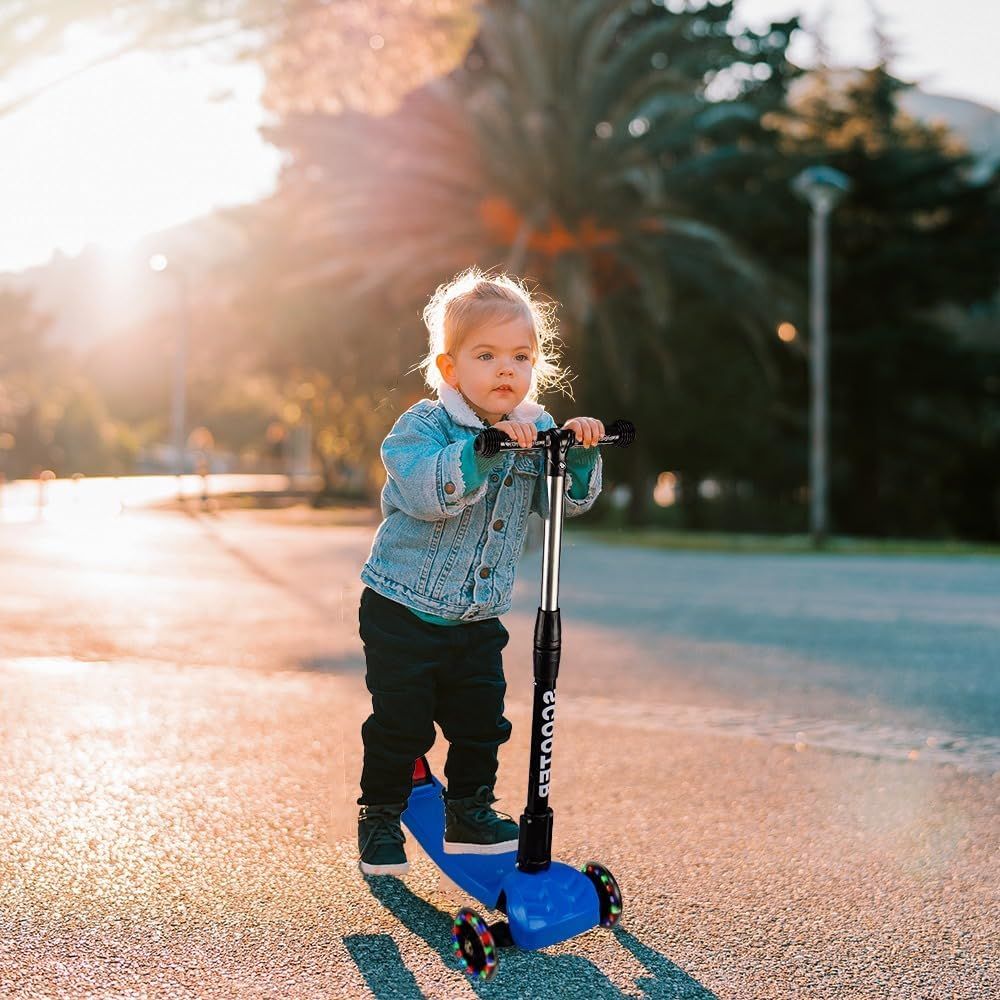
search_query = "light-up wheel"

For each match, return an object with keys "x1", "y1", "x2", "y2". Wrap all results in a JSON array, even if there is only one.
[
  {"x1": 451, "y1": 907, "x2": 499, "y2": 981},
  {"x1": 581, "y1": 861, "x2": 623, "y2": 928}
]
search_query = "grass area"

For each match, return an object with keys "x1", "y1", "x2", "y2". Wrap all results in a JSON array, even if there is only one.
[
  {"x1": 571, "y1": 526, "x2": 1000, "y2": 557},
  {"x1": 171, "y1": 493, "x2": 1000, "y2": 556},
  {"x1": 161, "y1": 495, "x2": 379, "y2": 527}
]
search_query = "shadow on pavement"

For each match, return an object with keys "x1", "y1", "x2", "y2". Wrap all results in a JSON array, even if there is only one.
[
  {"x1": 349, "y1": 876, "x2": 717, "y2": 999},
  {"x1": 186, "y1": 509, "x2": 336, "y2": 620},
  {"x1": 300, "y1": 653, "x2": 364, "y2": 674},
  {"x1": 613, "y1": 925, "x2": 719, "y2": 999},
  {"x1": 343, "y1": 933, "x2": 425, "y2": 999}
]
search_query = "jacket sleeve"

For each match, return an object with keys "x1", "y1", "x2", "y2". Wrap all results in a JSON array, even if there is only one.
[
  {"x1": 459, "y1": 436, "x2": 504, "y2": 495},
  {"x1": 530, "y1": 411, "x2": 603, "y2": 520},
  {"x1": 380, "y1": 409, "x2": 503, "y2": 521}
]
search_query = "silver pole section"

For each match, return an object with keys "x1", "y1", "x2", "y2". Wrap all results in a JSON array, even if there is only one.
[{"x1": 540, "y1": 472, "x2": 566, "y2": 610}]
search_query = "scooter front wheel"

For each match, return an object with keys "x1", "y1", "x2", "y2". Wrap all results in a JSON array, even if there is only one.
[
  {"x1": 451, "y1": 907, "x2": 499, "y2": 981},
  {"x1": 581, "y1": 861, "x2": 623, "y2": 928}
]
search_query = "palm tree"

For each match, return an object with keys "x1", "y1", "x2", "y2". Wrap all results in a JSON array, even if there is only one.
[{"x1": 248, "y1": 0, "x2": 803, "y2": 520}]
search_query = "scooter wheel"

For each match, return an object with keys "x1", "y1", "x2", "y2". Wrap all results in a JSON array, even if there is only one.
[
  {"x1": 581, "y1": 861, "x2": 623, "y2": 928},
  {"x1": 451, "y1": 907, "x2": 499, "y2": 981}
]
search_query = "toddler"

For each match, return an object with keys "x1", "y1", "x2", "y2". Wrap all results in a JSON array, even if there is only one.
[{"x1": 357, "y1": 268, "x2": 604, "y2": 875}]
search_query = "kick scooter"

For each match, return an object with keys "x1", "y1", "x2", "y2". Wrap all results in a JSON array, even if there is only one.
[{"x1": 400, "y1": 417, "x2": 636, "y2": 981}]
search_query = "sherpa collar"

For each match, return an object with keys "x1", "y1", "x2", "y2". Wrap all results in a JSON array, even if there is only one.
[{"x1": 437, "y1": 382, "x2": 544, "y2": 429}]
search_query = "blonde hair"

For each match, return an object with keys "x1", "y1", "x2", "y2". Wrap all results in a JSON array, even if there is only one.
[{"x1": 411, "y1": 267, "x2": 573, "y2": 402}]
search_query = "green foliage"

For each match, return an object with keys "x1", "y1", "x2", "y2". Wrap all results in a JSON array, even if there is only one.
[
  {"x1": 782, "y1": 64, "x2": 1000, "y2": 538},
  {"x1": 0, "y1": 288, "x2": 130, "y2": 476},
  {"x1": 247, "y1": 0, "x2": 804, "y2": 519},
  {"x1": 7, "y1": 3, "x2": 997, "y2": 537},
  {"x1": 279, "y1": 370, "x2": 390, "y2": 499}
]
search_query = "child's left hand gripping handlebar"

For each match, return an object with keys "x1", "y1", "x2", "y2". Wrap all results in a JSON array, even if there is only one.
[{"x1": 472, "y1": 419, "x2": 636, "y2": 457}]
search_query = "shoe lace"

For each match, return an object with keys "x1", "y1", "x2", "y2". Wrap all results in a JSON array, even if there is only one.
[
  {"x1": 467, "y1": 786, "x2": 515, "y2": 826},
  {"x1": 360, "y1": 807, "x2": 405, "y2": 852}
]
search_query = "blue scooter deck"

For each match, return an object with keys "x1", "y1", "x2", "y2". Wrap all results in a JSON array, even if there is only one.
[
  {"x1": 401, "y1": 772, "x2": 515, "y2": 912},
  {"x1": 401, "y1": 761, "x2": 602, "y2": 950}
]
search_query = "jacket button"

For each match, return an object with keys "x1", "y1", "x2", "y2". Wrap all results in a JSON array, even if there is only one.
[
  {"x1": 504, "y1": 475, "x2": 513, "y2": 486},
  {"x1": 444, "y1": 482, "x2": 456, "y2": 494},
  {"x1": 489, "y1": 472, "x2": 500, "y2": 483},
  {"x1": 479, "y1": 567, "x2": 490, "y2": 579},
  {"x1": 493, "y1": 519, "x2": 504, "y2": 531}
]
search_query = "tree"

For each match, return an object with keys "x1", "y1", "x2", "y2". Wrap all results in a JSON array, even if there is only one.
[
  {"x1": 0, "y1": 1, "x2": 476, "y2": 118},
  {"x1": 241, "y1": 0, "x2": 804, "y2": 522},
  {"x1": 780, "y1": 59, "x2": 1000, "y2": 538},
  {"x1": 0, "y1": 288, "x2": 127, "y2": 476}
]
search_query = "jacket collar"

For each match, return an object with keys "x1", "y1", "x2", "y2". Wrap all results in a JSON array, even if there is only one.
[{"x1": 437, "y1": 382, "x2": 544, "y2": 429}]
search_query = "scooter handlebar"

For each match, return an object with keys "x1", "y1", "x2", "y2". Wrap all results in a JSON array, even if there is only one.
[{"x1": 473, "y1": 418, "x2": 636, "y2": 458}]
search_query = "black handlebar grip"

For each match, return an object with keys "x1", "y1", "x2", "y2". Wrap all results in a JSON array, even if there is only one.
[
  {"x1": 473, "y1": 426, "x2": 510, "y2": 458},
  {"x1": 600, "y1": 419, "x2": 635, "y2": 448},
  {"x1": 473, "y1": 419, "x2": 635, "y2": 457}
]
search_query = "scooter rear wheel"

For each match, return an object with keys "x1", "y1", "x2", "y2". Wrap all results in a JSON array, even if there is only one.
[
  {"x1": 581, "y1": 861, "x2": 623, "y2": 928},
  {"x1": 451, "y1": 907, "x2": 499, "y2": 981}
]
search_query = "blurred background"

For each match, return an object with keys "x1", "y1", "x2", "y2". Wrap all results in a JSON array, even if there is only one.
[{"x1": 1, "y1": 0, "x2": 998, "y2": 542}]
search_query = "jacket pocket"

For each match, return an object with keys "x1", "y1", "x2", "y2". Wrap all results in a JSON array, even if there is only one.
[
  {"x1": 512, "y1": 453, "x2": 544, "y2": 520},
  {"x1": 428, "y1": 503, "x2": 484, "y2": 600},
  {"x1": 417, "y1": 518, "x2": 446, "y2": 592}
]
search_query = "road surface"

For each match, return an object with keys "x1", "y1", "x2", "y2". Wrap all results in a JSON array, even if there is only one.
[{"x1": 1, "y1": 505, "x2": 996, "y2": 998}]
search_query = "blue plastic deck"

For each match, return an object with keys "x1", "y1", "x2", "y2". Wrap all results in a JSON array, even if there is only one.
[
  {"x1": 401, "y1": 774, "x2": 516, "y2": 910},
  {"x1": 401, "y1": 771, "x2": 602, "y2": 951}
]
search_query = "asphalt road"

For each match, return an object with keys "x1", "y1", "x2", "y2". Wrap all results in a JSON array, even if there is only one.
[{"x1": 1, "y1": 506, "x2": 997, "y2": 998}]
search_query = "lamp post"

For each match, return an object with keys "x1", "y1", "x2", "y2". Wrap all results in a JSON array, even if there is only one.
[
  {"x1": 791, "y1": 165, "x2": 851, "y2": 548},
  {"x1": 149, "y1": 254, "x2": 191, "y2": 493}
]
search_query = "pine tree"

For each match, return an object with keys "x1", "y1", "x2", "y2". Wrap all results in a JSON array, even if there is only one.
[{"x1": 781, "y1": 58, "x2": 1000, "y2": 538}]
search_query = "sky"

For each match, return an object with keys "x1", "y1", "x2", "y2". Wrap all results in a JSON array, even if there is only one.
[
  {"x1": 0, "y1": 27, "x2": 283, "y2": 274},
  {"x1": 0, "y1": 0, "x2": 996, "y2": 275},
  {"x1": 732, "y1": 0, "x2": 999, "y2": 105}
]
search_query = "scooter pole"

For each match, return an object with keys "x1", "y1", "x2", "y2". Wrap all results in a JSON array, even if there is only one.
[
  {"x1": 516, "y1": 427, "x2": 571, "y2": 871},
  {"x1": 473, "y1": 419, "x2": 636, "y2": 874}
]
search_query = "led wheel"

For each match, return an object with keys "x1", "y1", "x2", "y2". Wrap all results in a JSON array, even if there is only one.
[
  {"x1": 581, "y1": 861, "x2": 623, "y2": 928},
  {"x1": 451, "y1": 907, "x2": 499, "y2": 981}
]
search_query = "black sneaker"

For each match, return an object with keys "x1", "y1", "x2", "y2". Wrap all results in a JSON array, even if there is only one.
[
  {"x1": 443, "y1": 786, "x2": 519, "y2": 855},
  {"x1": 358, "y1": 803, "x2": 409, "y2": 876}
]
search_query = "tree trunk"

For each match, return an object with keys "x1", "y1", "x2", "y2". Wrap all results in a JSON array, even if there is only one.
[
  {"x1": 678, "y1": 472, "x2": 706, "y2": 531},
  {"x1": 625, "y1": 445, "x2": 651, "y2": 527}
]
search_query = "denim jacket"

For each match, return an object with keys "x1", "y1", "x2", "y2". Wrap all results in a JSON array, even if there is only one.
[{"x1": 360, "y1": 383, "x2": 603, "y2": 622}]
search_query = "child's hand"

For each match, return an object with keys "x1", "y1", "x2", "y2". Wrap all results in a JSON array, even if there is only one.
[
  {"x1": 562, "y1": 417, "x2": 605, "y2": 448},
  {"x1": 493, "y1": 420, "x2": 539, "y2": 448}
]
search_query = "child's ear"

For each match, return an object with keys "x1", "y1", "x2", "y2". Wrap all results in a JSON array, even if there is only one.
[{"x1": 435, "y1": 352, "x2": 457, "y2": 386}]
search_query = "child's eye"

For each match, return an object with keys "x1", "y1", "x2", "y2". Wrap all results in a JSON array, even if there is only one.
[{"x1": 478, "y1": 353, "x2": 531, "y2": 362}]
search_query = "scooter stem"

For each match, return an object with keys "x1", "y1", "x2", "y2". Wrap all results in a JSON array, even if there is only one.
[{"x1": 516, "y1": 427, "x2": 573, "y2": 872}]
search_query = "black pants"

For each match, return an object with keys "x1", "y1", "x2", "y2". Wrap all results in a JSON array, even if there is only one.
[{"x1": 357, "y1": 586, "x2": 513, "y2": 806}]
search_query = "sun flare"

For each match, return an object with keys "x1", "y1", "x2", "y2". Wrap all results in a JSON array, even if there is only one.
[{"x1": 0, "y1": 34, "x2": 281, "y2": 272}]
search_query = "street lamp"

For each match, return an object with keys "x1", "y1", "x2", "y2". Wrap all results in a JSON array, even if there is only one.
[
  {"x1": 149, "y1": 254, "x2": 191, "y2": 489},
  {"x1": 791, "y1": 165, "x2": 852, "y2": 548}
]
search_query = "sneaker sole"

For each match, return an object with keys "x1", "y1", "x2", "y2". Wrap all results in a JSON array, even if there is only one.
[
  {"x1": 358, "y1": 859, "x2": 410, "y2": 875},
  {"x1": 442, "y1": 838, "x2": 518, "y2": 855}
]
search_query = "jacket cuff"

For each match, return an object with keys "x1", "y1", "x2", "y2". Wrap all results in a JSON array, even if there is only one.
[
  {"x1": 565, "y1": 446, "x2": 599, "y2": 501},
  {"x1": 458, "y1": 436, "x2": 505, "y2": 495},
  {"x1": 440, "y1": 437, "x2": 503, "y2": 512},
  {"x1": 563, "y1": 449, "x2": 602, "y2": 515},
  {"x1": 534, "y1": 451, "x2": 603, "y2": 519}
]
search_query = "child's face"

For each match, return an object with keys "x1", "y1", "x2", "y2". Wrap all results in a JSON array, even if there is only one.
[{"x1": 437, "y1": 316, "x2": 536, "y2": 425}]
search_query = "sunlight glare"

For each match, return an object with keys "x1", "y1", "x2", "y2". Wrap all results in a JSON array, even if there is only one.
[{"x1": 0, "y1": 40, "x2": 281, "y2": 272}]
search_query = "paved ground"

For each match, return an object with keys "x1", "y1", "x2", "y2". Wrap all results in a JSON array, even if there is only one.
[{"x1": 1, "y1": 505, "x2": 997, "y2": 999}]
